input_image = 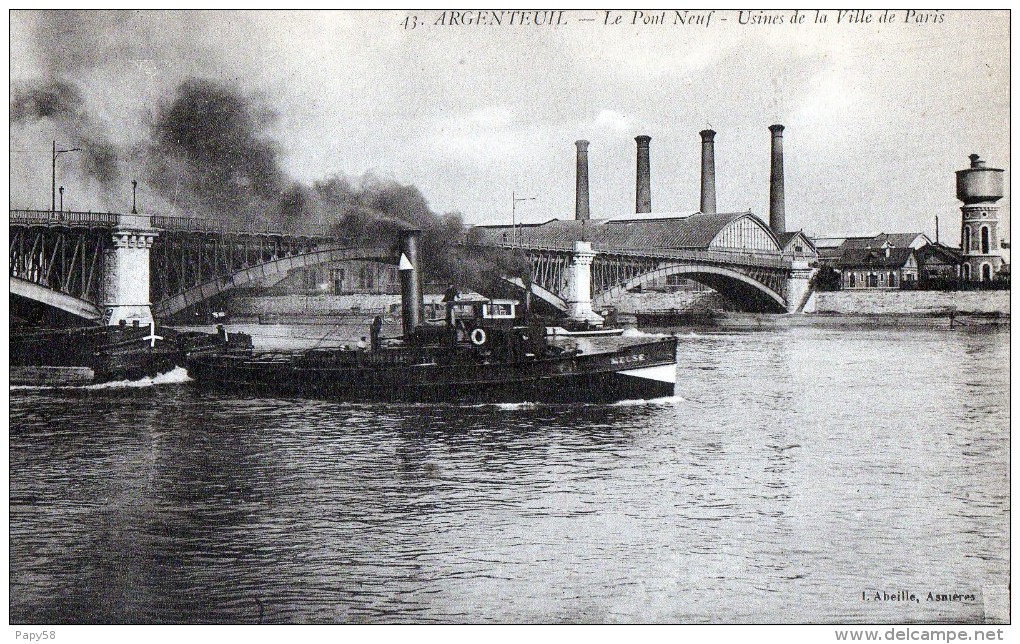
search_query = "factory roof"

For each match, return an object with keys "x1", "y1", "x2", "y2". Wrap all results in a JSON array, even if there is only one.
[{"x1": 471, "y1": 211, "x2": 781, "y2": 253}]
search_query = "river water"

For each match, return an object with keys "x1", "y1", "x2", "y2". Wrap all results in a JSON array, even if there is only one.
[{"x1": 9, "y1": 324, "x2": 1010, "y2": 624}]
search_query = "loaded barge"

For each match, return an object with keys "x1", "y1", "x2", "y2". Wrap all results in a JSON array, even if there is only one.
[{"x1": 10, "y1": 322, "x2": 251, "y2": 385}]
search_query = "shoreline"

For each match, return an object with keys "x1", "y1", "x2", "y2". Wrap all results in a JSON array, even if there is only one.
[{"x1": 649, "y1": 311, "x2": 1009, "y2": 331}]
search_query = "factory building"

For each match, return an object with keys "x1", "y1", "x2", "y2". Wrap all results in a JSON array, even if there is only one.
[{"x1": 474, "y1": 125, "x2": 795, "y2": 267}]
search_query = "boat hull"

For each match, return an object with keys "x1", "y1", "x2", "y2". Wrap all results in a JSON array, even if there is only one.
[{"x1": 188, "y1": 338, "x2": 678, "y2": 404}]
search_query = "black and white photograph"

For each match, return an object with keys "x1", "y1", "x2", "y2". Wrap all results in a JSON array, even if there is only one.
[{"x1": 7, "y1": 8, "x2": 1011, "y2": 636}]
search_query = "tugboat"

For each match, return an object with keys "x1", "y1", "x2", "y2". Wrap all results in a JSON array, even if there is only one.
[
  {"x1": 187, "y1": 299, "x2": 676, "y2": 403},
  {"x1": 186, "y1": 229, "x2": 677, "y2": 403}
]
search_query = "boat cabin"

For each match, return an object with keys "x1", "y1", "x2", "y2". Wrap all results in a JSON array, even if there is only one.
[{"x1": 424, "y1": 298, "x2": 521, "y2": 325}]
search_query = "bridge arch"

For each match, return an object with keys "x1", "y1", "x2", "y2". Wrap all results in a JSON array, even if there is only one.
[
  {"x1": 153, "y1": 245, "x2": 395, "y2": 318},
  {"x1": 10, "y1": 276, "x2": 102, "y2": 321},
  {"x1": 593, "y1": 263, "x2": 787, "y2": 313}
]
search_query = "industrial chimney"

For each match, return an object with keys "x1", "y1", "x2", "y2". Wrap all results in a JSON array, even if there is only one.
[
  {"x1": 635, "y1": 135, "x2": 651, "y2": 213},
  {"x1": 699, "y1": 129, "x2": 717, "y2": 214},
  {"x1": 575, "y1": 140, "x2": 590, "y2": 221},
  {"x1": 768, "y1": 124, "x2": 786, "y2": 234}
]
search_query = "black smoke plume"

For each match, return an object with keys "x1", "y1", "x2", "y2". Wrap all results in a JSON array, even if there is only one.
[
  {"x1": 147, "y1": 78, "x2": 286, "y2": 228},
  {"x1": 146, "y1": 78, "x2": 529, "y2": 290},
  {"x1": 10, "y1": 77, "x2": 121, "y2": 187}
]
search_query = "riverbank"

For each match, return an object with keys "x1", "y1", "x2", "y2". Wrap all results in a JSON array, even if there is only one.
[{"x1": 814, "y1": 290, "x2": 1010, "y2": 315}]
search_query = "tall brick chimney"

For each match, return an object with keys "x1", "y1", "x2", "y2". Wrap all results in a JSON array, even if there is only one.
[
  {"x1": 768, "y1": 124, "x2": 786, "y2": 234},
  {"x1": 699, "y1": 129, "x2": 717, "y2": 214},
  {"x1": 575, "y1": 140, "x2": 590, "y2": 221},
  {"x1": 635, "y1": 135, "x2": 651, "y2": 213}
]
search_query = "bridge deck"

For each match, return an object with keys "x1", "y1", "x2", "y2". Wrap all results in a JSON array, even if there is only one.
[
  {"x1": 467, "y1": 240, "x2": 791, "y2": 269},
  {"x1": 11, "y1": 209, "x2": 331, "y2": 239}
]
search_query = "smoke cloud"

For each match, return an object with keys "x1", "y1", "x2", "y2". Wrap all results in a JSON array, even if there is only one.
[
  {"x1": 138, "y1": 77, "x2": 531, "y2": 289},
  {"x1": 10, "y1": 77, "x2": 122, "y2": 187},
  {"x1": 146, "y1": 78, "x2": 286, "y2": 228},
  {"x1": 10, "y1": 10, "x2": 530, "y2": 292}
]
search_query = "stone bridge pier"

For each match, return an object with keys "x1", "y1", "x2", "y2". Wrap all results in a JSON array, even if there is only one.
[
  {"x1": 565, "y1": 241, "x2": 605, "y2": 325},
  {"x1": 785, "y1": 260, "x2": 817, "y2": 313},
  {"x1": 102, "y1": 214, "x2": 157, "y2": 326}
]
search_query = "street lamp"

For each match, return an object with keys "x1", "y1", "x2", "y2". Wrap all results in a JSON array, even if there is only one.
[
  {"x1": 59, "y1": 186, "x2": 64, "y2": 213},
  {"x1": 511, "y1": 191, "x2": 536, "y2": 248},
  {"x1": 52, "y1": 141, "x2": 81, "y2": 213}
]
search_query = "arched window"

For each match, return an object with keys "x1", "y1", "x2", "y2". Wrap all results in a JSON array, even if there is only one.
[
  {"x1": 889, "y1": 272, "x2": 897, "y2": 288},
  {"x1": 981, "y1": 263, "x2": 992, "y2": 282},
  {"x1": 964, "y1": 226, "x2": 971, "y2": 253},
  {"x1": 981, "y1": 226, "x2": 990, "y2": 254},
  {"x1": 962, "y1": 263, "x2": 972, "y2": 281},
  {"x1": 849, "y1": 273, "x2": 856, "y2": 288}
]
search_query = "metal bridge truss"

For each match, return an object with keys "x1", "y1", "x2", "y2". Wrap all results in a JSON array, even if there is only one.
[
  {"x1": 149, "y1": 231, "x2": 332, "y2": 306},
  {"x1": 10, "y1": 225, "x2": 109, "y2": 306}
]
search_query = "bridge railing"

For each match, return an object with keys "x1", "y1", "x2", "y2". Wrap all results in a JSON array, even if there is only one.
[
  {"x1": 150, "y1": 214, "x2": 325, "y2": 237},
  {"x1": 466, "y1": 240, "x2": 791, "y2": 269},
  {"x1": 11, "y1": 209, "x2": 332, "y2": 238},
  {"x1": 10, "y1": 209, "x2": 120, "y2": 228}
]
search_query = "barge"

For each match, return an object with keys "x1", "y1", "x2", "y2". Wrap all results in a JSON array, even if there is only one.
[{"x1": 11, "y1": 322, "x2": 252, "y2": 385}]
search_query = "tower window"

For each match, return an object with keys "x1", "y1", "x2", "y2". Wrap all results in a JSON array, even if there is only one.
[
  {"x1": 981, "y1": 263, "x2": 992, "y2": 282},
  {"x1": 963, "y1": 226, "x2": 971, "y2": 253},
  {"x1": 981, "y1": 226, "x2": 990, "y2": 254}
]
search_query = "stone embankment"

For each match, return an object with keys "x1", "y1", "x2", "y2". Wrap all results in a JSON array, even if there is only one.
[{"x1": 813, "y1": 290, "x2": 1009, "y2": 315}]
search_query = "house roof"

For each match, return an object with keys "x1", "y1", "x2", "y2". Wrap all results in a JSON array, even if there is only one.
[
  {"x1": 471, "y1": 211, "x2": 780, "y2": 253},
  {"x1": 812, "y1": 237, "x2": 849, "y2": 249},
  {"x1": 836, "y1": 247, "x2": 916, "y2": 269},
  {"x1": 842, "y1": 232, "x2": 929, "y2": 250},
  {"x1": 776, "y1": 231, "x2": 817, "y2": 253},
  {"x1": 916, "y1": 242, "x2": 962, "y2": 263}
]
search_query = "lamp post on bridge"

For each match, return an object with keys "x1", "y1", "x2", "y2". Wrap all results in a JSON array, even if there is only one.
[
  {"x1": 52, "y1": 141, "x2": 81, "y2": 213},
  {"x1": 59, "y1": 186, "x2": 64, "y2": 213},
  {"x1": 511, "y1": 192, "x2": 536, "y2": 248}
]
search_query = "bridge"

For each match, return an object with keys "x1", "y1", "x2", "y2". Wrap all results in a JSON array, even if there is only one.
[
  {"x1": 10, "y1": 209, "x2": 398, "y2": 325},
  {"x1": 466, "y1": 211, "x2": 817, "y2": 315}
]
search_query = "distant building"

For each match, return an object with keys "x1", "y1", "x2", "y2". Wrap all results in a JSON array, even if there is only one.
[
  {"x1": 275, "y1": 260, "x2": 400, "y2": 295},
  {"x1": 775, "y1": 231, "x2": 818, "y2": 261},
  {"x1": 814, "y1": 232, "x2": 931, "y2": 289},
  {"x1": 916, "y1": 243, "x2": 962, "y2": 286},
  {"x1": 836, "y1": 246, "x2": 918, "y2": 289}
]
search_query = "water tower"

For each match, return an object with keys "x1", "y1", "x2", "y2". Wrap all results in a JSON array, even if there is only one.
[{"x1": 956, "y1": 154, "x2": 1005, "y2": 282}]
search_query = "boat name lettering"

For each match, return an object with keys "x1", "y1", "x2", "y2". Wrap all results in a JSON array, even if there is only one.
[{"x1": 611, "y1": 353, "x2": 645, "y2": 365}]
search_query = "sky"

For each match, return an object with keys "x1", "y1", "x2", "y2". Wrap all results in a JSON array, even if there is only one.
[{"x1": 8, "y1": 9, "x2": 1010, "y2": 245}]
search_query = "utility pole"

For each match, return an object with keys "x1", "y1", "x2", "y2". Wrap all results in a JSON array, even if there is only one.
[
  {"x1": 52, "y1": 141, "x2": 81, "y2": 212},
  {"x1": 512, "y1": 191, "x2": 536, "y2": 248}
]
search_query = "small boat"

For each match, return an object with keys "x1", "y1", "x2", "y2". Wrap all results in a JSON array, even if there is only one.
[{"x1": 187, "y1": 298, "x2": 677, "y2": 403}]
